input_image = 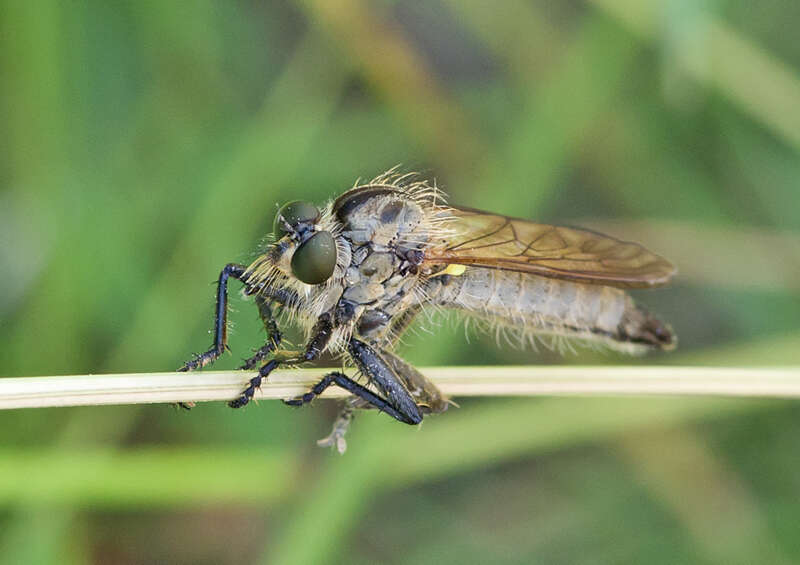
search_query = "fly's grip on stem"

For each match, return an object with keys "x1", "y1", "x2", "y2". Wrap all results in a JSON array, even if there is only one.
[{"x1": 229, "y1": 314, "x2": 333, "y2": 408}]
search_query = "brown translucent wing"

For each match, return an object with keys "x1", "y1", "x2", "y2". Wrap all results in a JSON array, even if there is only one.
[{"x1": 424, "y1": 206, "x2": 676, "y2": 288}]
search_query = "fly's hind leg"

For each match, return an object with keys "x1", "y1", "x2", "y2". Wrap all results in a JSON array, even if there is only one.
[
  {"x1": 286, "y1": 337, "x2": 423, "y2": 425},
  {"x1": 384, "y1": 305, "x2": 450, "y2": 414},
  {"x1": 315, "y1": 348, "x2": 449, "y2": 452},
  {"x1": 283, "y1": 370, "x2": 419, "y2": 424},
  {"x1": 348, "y1": 338, "x2": 423, "y2": 424}
]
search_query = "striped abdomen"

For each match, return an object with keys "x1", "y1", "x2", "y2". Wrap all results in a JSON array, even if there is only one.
[{"x1": 426, "y1": 268, "x2": 675, "y2": 354}]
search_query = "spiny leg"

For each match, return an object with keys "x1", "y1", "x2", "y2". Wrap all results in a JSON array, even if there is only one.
[
  {"x1": 227, "y1": 313, "x2": 334, "y2": 409},
  {"x1": 284, "y1": 371, "x2": 419, "y2": 424},
  {"x1": 239, "y1": 296, "x2": 282, "y2": 370},
  {"x1": 314, "y1": 346, "x2": 441, "y2": 449},
  {"x1": 179, "y1": 270, "x2": 297, "y2": 374},
  {"x1": 228, "y1": 359, "x2": 279, "y2": 408},
  {"x1": 348, "y1": 338, "x2": 423, "y2": 425},
  {"x1": 382, "y1": 306, "x2": 451, "y2": 413},
  {"x1": 178, "y1": 263, "x2": 247, "y2": 372},
  {"x1": 175, "y1": 263, "x2": 248, "y2": 409},
  {"x1": 286, "y1": 337, "x2": 423, "y2": 425}
]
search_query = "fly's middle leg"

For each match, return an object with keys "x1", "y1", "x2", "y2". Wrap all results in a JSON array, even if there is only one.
[
  {"x1": 239, "y1": 296, "x2": 283, "y2": 370},
  {"x1": 227, "y1": 313, "x2": 333, "y2": 409},
  {"x1": 228, "y1": 359, "x2": 279, "y2": 408}
]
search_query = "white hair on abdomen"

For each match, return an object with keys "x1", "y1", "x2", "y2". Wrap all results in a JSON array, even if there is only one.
[{"x1": 427, "y1": 267, "x2": 656, "y2": 355}]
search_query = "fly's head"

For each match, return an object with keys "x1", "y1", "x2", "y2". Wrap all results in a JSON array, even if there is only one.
[
  {"x1": 270, "y1": 200, "x2": 338, "y2": 285},
  {"x1": 243, "y1": 200, "x2": 350, "y2": 311}
]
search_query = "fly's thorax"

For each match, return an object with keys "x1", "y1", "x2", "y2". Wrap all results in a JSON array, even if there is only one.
[
  {"x1": 336, "y1": 239, "x2": 423, "y2": 342},
  {"x1": 328, "y1": 186, "x2": 449, "y2": 343},
  {"x1": 335, "y1": 189, "x2": 428, "y2": 248}
]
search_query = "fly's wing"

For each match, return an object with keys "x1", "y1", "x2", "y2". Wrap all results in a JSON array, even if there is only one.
[{"x1": 424, "y1": 206, "x2": 676, "y2": 288}]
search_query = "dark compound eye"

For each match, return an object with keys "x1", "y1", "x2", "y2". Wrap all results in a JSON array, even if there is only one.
[
  {"x1": 273, "y1": 201, "x2": 320, "y2": 236},
  {"x1": 291, "y1": 231, "x2": 337, "y2": 285}
]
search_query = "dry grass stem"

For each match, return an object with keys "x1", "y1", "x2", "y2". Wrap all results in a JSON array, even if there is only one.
[{"x1": 0, "y1": 366, "x2": 798, "y2": 409}]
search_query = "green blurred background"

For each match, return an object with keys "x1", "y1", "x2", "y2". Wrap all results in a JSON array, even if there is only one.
[{"x1": 1, "y1": 0, "x2": 799, "y2": 563}]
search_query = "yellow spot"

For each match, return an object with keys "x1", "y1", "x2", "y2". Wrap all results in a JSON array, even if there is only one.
[{"x1": 442, "y1": 264, "x2": 466, "y2": 276}]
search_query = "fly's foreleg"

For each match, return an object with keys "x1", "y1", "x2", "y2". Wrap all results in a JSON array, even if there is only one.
[
  {"x1": 178, "y1": 263, "x2": 247, "y2": 372},
  {"x1": 228, "y1": 314, "x2": 334, "y2": 409}
]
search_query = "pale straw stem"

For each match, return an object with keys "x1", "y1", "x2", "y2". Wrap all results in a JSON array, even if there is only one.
[{"x1": 0, "y1": 366, "x2": 798, "y2": 409}]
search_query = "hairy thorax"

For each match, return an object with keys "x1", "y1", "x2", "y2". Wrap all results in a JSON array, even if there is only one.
[{"x1": 333, "y1": 190, "x2": 435, "y2": 344}]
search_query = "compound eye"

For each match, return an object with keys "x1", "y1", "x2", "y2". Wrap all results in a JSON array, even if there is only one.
[
  {"x1": 273, "y1": 201, "x2": 320, "y2": 236},
  {"x1": 291, "y1": 231, "x2": 337, "y2": 285}
]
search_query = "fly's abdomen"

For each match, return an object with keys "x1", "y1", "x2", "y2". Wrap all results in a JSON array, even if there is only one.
[{"x1": 428, "y1": 268, "x2": 675, "y2": 353}]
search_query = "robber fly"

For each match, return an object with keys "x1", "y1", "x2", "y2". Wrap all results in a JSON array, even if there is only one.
[{"x1": 179, "y1": 170, "x2": 676, "y2": 451}]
